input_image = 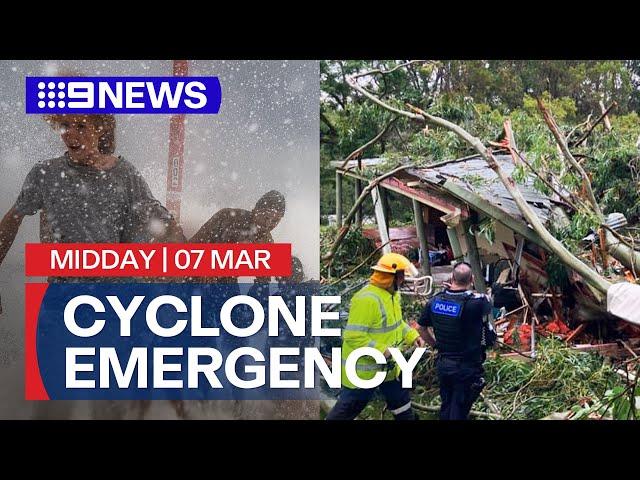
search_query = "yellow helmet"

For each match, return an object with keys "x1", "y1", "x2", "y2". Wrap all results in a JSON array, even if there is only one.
[{"x1": 371, "y1": 252, "x2": 419, "y2": 277}]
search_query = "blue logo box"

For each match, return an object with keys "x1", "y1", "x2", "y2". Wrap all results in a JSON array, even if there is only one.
[
  {"x1": 26, "y1": 77, "x2": 222, "y2": 114},
  {"x1": 431, "y1": 299, "x2": 461, "y2": 317}
]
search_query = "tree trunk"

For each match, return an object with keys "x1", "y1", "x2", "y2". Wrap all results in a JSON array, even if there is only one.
[
  {"x1": 605, "y1": 230, "x2": 640, "y2": 274},
  {"x1": 599, "y1": 100, "x2": 612, "y2": 132}
]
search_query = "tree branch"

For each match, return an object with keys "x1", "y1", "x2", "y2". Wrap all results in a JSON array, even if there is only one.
[
  {"x1": 566, "y1": 114, "x2": 593, "y2": 144},
  {"x1": 327, "y1": 241, "x2": 390, "y2": 284},
  {"x1": 320, "y1": 111, "x2": 338, "y2": 138},
  {"x1": 505, "y1": 145, "x2": 587, "y2": 213},
  {"x1": 347, "y1": 76, "x2": 424, "y2": 121},
  {"x1": 340, "y1": 116, "x2": 399, "y2": 168},
  {"x1": 601, "y1": 224, "x2": 640, "y2": 252},
  {"x1": 352, "y1": 60, "x2": 431, "y2": 79},
  {"x1": 503, "y1": 119, "x2": 520, "y2": 164},
  {"x1": 394, "y1": 124, "x2": 407, "y2": 144},
  {"x1": 537, "y1": 98, "x2": 604, "y2": 218},
  {"x1": 573, "y1": 101, "x2": 617, "y2": 147},
  {"x1": 603, "y1": 226, "x2": 640, "y2": 274}
]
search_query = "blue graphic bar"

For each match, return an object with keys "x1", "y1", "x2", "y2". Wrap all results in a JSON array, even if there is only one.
[
  {"x1": 26, "y1": 77, "x2": 222, "y2": 114},
  {"x1": 35, "y1": 282, "x2": 328, "y2": 400}
]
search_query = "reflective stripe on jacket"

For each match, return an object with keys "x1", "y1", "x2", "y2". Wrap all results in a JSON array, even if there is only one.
[{"x1": 341, "y1": 283, "x2": 419, "y2": 388}]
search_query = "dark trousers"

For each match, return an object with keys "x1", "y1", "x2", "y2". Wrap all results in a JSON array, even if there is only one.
[
  {"x1": 326, "y1": 378, "x2": 416, "y2": 420},
  {"x1": 436, "y1": 356, "x2": 485, "y2": 420}
]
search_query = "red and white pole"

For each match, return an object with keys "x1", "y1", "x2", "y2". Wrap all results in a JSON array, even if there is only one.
[{"x1": 166, "y1": 60, "x2": 188, "y2": 223}]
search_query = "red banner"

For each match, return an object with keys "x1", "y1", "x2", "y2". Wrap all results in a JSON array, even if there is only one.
[
  {"x1": 25, "y1": 243, "x2": 291, "y2": 277},
  {"x1": 25, "y1": 283, "x2": 49, "y2": 400}
]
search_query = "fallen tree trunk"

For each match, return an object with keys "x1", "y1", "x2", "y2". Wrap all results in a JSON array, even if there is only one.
[
  {"x1": 403, "y1": 102, "x2": 612, "y2": 295},
  {"x1": 346, "y1": 76, "x2": 640, "y2": 325},
  {"x1": 605, "y1": 230, "x2": 640, "y2": 274},
  {"x1": 348, "y1": 75, "x2": 612, "y2": 293}
]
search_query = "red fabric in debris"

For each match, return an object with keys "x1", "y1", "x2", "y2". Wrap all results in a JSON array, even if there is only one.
[
  {"x1": 504, "y1": 324, "x2": 532, "y2": 347},
  {"x1": 544, "y1": 319, "x2": 570, "y2": 334}
]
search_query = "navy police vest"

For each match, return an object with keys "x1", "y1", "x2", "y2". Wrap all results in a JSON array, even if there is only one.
[{"x1": 430, "y1": 290, "x2": 473, "y2": 356}]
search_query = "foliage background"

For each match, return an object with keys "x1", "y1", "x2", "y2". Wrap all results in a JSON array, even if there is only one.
[{"x1": 321, "y1": 60, "x2": 640, "y2": 227}]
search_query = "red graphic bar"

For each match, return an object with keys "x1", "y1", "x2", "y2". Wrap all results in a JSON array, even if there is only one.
[
  {"x1": 25, "y1": 243, "x2": 292, "y2": 277},
  {"x1": 25, "y1": 283, "x2": 49, "y2": 400}
]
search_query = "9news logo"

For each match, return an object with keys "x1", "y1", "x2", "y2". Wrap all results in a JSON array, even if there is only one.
[{"x1": 26, "y1": 77, "x2": 222, "y2": 114}]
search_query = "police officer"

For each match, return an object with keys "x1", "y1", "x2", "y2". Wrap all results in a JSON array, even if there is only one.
[
  {"x1": 326, "y1": 253, "x2": 425, "y2": 420},
  {"x1": 417, "y1": 262, "x2": 496, "y2": 420}
]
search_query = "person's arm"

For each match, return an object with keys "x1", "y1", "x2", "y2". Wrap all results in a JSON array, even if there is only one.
[
  {"x1": 249, "y1": 232, "x2": 274, "y2": 292},
  {"x1": 416, "y1": 301, "x2": 437, "y2": 348},
  {"x1": 418, "y1": 325, "x2": 436, "y2": 348},
  {"x1": 124, "y1": 165, "x2": 187, "y2": 243},
  {"x1": 163, "y1": 216, "x2": 187, "y2": 243},
  {"x1": 0, "y1": 207, "x2": 25, "y2": 269},
  {"x1": 1, "y1": 165, "x2": 46, "y2": 312},
  {"x1": 400, "y1": 323, "x2": 421, "y2": 347},
  {"x1": 2, "y1": 162, "x2": 43, "y2": 267},
  {"x1": 0, "y1": 207, "x2": 26, "y2": 314},
  {"x1": 402, "y1": 324, "x2": 424, "y2": 348},
  {"x1": 399, "y1": 297, "x2": 421, "y2": 348}
]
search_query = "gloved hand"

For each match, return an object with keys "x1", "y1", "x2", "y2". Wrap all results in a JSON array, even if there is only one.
[{"x1": 470, "y1": 376, "x2": 486, "y2": 397}]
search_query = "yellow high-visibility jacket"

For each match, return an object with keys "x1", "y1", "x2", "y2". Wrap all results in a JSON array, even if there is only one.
[{"x1": 341, "y1": 283, "x2": 419, "y2": 388}]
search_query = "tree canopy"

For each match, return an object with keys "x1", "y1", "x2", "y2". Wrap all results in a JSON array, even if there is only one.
[{"x1": 321, "y1": 60, "x2": 640, "y2": 226}]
